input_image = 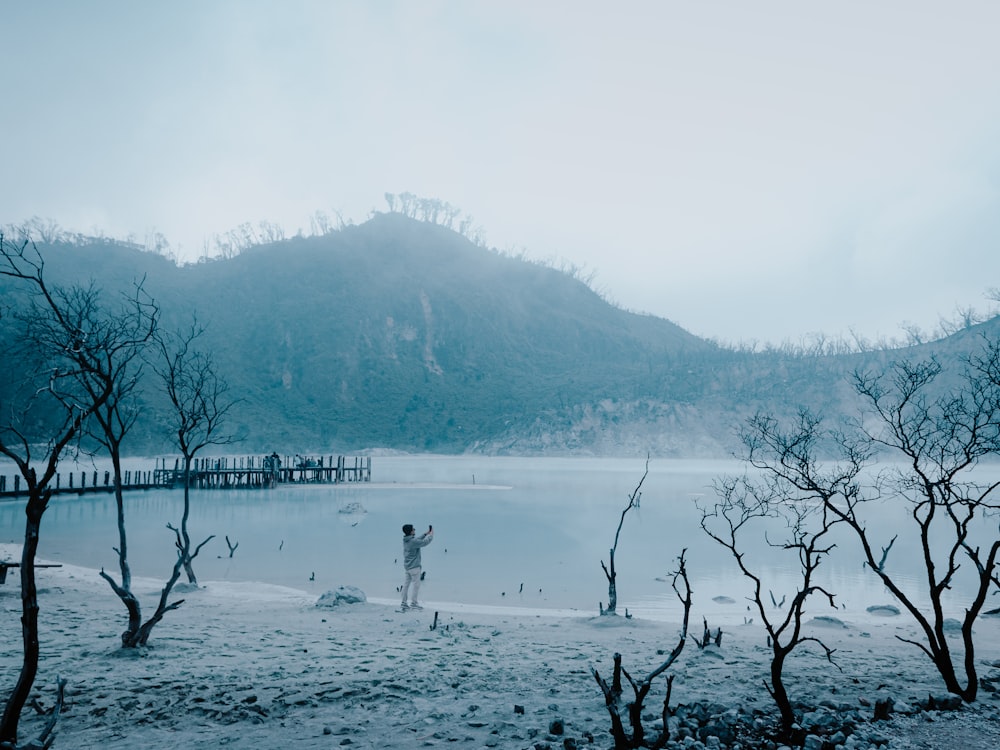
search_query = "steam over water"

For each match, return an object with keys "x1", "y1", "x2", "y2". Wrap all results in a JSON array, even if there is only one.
[{"x1": 3, "y1": 456, "x2": 998, "y2": 622}]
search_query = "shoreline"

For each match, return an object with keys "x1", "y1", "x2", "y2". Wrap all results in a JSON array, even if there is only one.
[
  {"x1": 0, "y1": 480, "x2": 514, "y2": 505},
  {"x1": 3, "y1": 545, "x2": 1000, "y2": 748}
]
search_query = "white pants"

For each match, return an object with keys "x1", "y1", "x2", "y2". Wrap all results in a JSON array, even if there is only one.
[{"x1": 402, "y1": 567, "x2": 422, "y2": 605}]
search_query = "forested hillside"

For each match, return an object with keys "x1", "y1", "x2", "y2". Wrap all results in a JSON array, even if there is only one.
[{"x1": 2, "y1": 214, "x2": 997, "y2": 456}]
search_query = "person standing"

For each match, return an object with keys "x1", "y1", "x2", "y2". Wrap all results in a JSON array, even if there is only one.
[{"x1": 401, "y1": 523, "x2": 433, "y2": 610}]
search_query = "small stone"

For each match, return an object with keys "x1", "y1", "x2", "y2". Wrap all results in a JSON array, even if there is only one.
[
  {"x1": 316, "y1": 586, "x2": 367, "y2": 607},
  {"x1": 549, "y1": 718, "x2": 565, "y2": 735},
  {"x1": 866, "y1": 604, "x2": 900, "y2": 616},
  {"x1": 893, "y1": 700, "x2": 914, "y2": 714},
  {"x1": 810, "y1": 615, "x2": 847, "y2": 628},
  {"x1": 927, "y1": 694, "x2": 963, "y2": 711}
]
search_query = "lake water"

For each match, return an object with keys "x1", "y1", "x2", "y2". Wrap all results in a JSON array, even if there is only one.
[{"x1": 2, "y1": 455, "x2": 998, "y2": 623}]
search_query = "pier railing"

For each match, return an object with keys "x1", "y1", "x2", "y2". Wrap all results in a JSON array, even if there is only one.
[{"x1": 0, "y1": 454, "x2": 371, "y2": 499}]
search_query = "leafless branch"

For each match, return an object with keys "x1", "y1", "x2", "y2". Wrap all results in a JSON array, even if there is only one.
[{"x1": 592, "y1": 549, "x2": 692, "y2": 748}]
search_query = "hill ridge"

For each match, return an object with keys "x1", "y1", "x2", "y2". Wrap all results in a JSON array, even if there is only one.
[{"x1": 2, "y1": 215, "x2": 997, "y2": 456}]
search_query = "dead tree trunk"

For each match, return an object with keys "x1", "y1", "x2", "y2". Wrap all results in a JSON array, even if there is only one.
[
  {"x1": 154, "y1": 319, "x2": 236, "y2": 588},
  {"x1": 1, "y1": 495, "x2": 45, "y2": 747},
  {"x1": 702, "y1": 467, "x2": 843, "y2": 736},
  {"x1": 101, "y1": 450, "x2": 143, "y2": 645},
  {"x1": 600, "y1": 457, "x2": 649, "y2": 615},
  {"x1": 1, "y1": 236, "x2": 118, "y2": 746},
  {"x1": 132, "y1": 556, "x2": 187, "y2": 646},
  {"x1": 743, "y1": 343, "x2": 1000, "y2": 704},
  {"x1": 593, "y1": 550, "x2": 692, "y2": 748}
]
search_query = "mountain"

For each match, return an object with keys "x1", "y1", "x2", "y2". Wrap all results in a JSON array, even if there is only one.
[
  {"x1": 163, "y1": 214, "x2": 717, "y2": 453},
  {"x1": 2, "y1": 214, "x2": 996, "y2": 456}
]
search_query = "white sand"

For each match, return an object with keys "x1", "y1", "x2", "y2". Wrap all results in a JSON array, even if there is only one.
[{"x1": 3, "y1": 543, "x2": 1000, "y2": 749}]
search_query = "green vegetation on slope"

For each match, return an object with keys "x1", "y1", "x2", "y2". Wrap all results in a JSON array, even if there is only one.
[{"x1": 2, "y1": 214, "x2": 996, "y2": 455}]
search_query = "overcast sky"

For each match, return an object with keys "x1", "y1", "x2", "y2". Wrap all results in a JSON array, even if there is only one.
[{"x1": 4, "y1": 1, "x2": 1000, "y2": 345}]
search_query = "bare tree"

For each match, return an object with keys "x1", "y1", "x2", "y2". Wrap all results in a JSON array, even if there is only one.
[
  {"x1": 2, "y1": 217, "x2": 65, "y2": 245},
  {"x1": 58, "y1": 279, "x2": 191, "y2": 647},
  {"x1": 701, "y1": 438, "x2": 849, "y2": 732},
  {"x1": 938, "y1": 306, "x2": 984, "y2": 337},
  {"x1": 900, "y1": 321, "x2": 928, "y2": 347},
  {"x1": 593, "y1": 550, "x2": 692, "y2": 749},
  {"x1": 743, "y1": 341, "x2": 1000, "y2": 702},
  {"x1": 308, "y1": 208, "x2": 347, "y2": 236},
  {"x1": 847, "y1": 345, "x2": 1000, "y2": 700},
  {"x1": 600, "y1": 456, "x2": 649, "y2": 615},
  {"x1": 384, "y1": 193, "x2": 461, "y2": 230},
  {"x1": 0, "y1": 236, "x2": 117, "y2": 747},
  {"x1": 153, "y1": 319, "x2": 238, "y2": 585},
  {"x1": 256, "y1": 220, "x2": 285, "y2": 244},
  {"x1": 397, "y1": 192, "x2": 417, "y2": 218},
  {"x1": 310, "y1": 210, "x2": 333, "y2": 236},
  {"x1": 143, "y1": 229, "x2": 172, "y2": 260}
]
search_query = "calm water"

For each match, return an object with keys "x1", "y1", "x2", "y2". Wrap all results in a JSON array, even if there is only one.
[{"x1": 2, "y1": 456, "x2": 998, "y2": 622}]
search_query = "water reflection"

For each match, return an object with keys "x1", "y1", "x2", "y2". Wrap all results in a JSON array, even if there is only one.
[{"x1": 2, "y1": 456, "x2": 998, "y2": 622}]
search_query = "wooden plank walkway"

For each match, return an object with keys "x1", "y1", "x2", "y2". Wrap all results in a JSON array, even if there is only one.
[
  {"x1": 155, "y1": 454, "x2": 372, "y2": 489},
  {"x1": 0, "y1": 454, "x2": 371, "y2": 499},
  {"x1": 0, "y1": 469, "x2": 159, "y2": 499}
]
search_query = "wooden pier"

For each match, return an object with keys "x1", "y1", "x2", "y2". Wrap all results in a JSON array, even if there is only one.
[
  {"x1": 0, "y1": 454, "x2": 371, "y2": 499},
  {"x1": 153, "y1": 454, "x2": 372, "y2": 489}
]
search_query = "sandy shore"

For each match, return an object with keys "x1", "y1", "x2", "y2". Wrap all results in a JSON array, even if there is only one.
[{"x1": 3, "y1": 543, "x2": 1000, "y2": 749}]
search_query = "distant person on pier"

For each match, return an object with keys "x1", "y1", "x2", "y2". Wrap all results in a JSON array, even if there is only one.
[
  {"x1": 400, "y1": 523, "x2": 433, "y2": 610},
  {"x1": 264, "y1": 453, "x2": 282, "y2": 486}
]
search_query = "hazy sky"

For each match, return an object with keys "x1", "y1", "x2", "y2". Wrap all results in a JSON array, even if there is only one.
[{"x1": 4, "y1": 1, "x2": 1000, "y2": 345}]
